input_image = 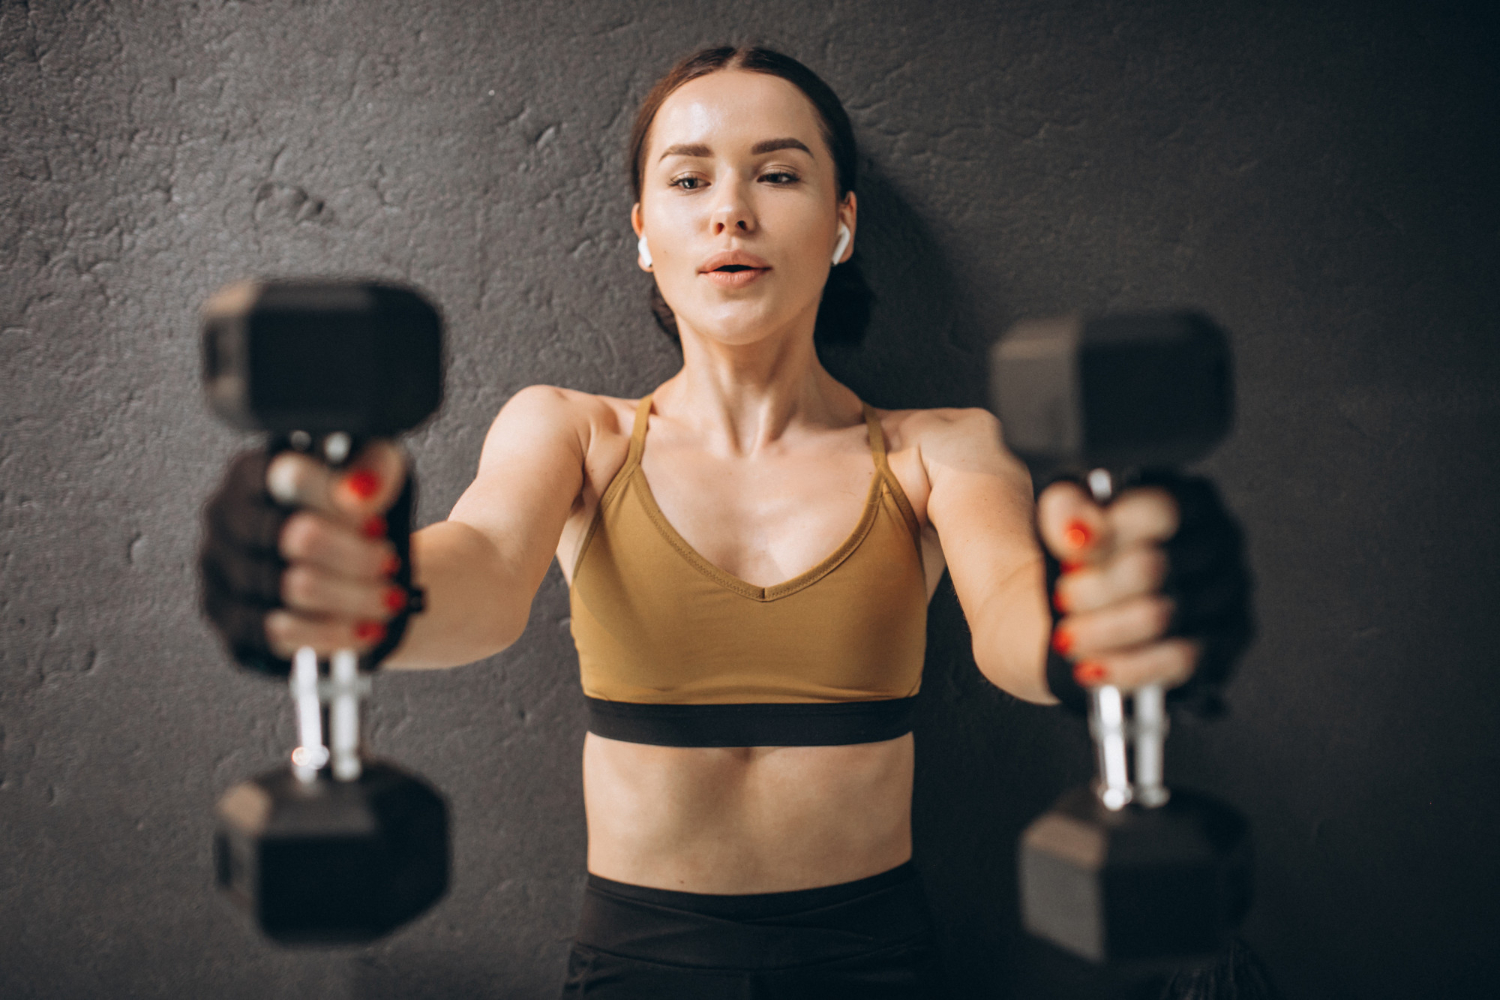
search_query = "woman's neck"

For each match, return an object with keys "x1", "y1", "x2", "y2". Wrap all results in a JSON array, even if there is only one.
[{"x1": 657, "y1": 321, "x2": 860, "y2": 457}]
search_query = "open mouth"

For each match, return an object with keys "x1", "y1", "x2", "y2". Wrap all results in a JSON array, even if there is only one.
[{"x1": 701, "y1": 256, "x2": 770, "y2": 286}]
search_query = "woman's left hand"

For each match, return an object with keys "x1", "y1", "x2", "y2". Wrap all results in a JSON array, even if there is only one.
[{"x1": 1036, "y1": 475, "x2": 1252, "y2": 699}]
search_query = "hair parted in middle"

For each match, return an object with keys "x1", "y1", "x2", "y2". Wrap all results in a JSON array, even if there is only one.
[{"x1": 628, "y1": 45, "x2": 873, "y2": 350}]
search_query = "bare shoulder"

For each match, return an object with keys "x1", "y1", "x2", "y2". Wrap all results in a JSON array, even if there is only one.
[
  {"x1": 482, "y1": 384, "x2": 625, "y2": 438},
  {"x1": 475, "y1": 385, "x2": 635, "y2": 469},
  {"x1": 872, "y1": 405, "x2": 1006, "y2": 469}
]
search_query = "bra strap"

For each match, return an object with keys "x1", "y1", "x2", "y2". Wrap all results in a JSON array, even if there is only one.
[
  {"x1": 862, "y1": 403, "x2": 923, "y2": 552},
  {"x1": 862, "y1": 403, "x2": 891, "y2": 471},
  {"x1": 626, "y1": 394, "x2": 654, "y2": 467}
]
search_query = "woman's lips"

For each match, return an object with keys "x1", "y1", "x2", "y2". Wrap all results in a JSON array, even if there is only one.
[{"x1": 702, "y1": 267, "x2": 769, "y2": 289}]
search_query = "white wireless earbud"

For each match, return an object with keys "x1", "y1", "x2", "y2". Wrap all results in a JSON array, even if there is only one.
[
  {"x1": 831, "y1": 223, "x2": 851, "y2": 266},
  {"x1": 637, "y1": 233, "x2": 653, "y2": 268}
]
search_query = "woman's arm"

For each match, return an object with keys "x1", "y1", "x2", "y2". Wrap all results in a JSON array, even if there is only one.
[
  {"x1": 922, "y1": 408, "x2": 1205, "y2": 704},
  {"x1": 385, "y1": 385, "x2": 593, "y2": 670},
  {"x1": 918, "y1": 408, "x2": 1058, "y2": 703}
]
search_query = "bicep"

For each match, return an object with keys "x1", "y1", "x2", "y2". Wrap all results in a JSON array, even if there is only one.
[{"x1": 446, "y1": 385, "x2": 589, "y2": 594}]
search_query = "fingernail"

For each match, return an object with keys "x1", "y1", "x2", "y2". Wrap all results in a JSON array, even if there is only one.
[
  {"x1": 383, "y1": 587, "x2": 407, "y2": 612},
  {"x1": 1061, "y1": 560, "x2": 1084, "y2": 573},
  {"x1": 344, "y1": 470, "x2": 380, "y2": 500},
  {"x1": 363, "y1": 516, "x2": 387, "y2": 539},
  {"x1": 1052, "y1": 588, "x2": 1068, "y2": 614},
  {"x1": 355, "y1": 621, "x2": 386, "y2": 642},
  {"x1": 1063, "y1": 520, "x2": 1093, "y2": 551},
  {"x1": 381, "y1": 553, "x2": 401, "y2": 576},
  {"x1": 1051, "y1": 628, "x2": 1073, "y2": 655},
  {"x1": 1074, "y1": 661, "x2": 1107, "y2": 684}
]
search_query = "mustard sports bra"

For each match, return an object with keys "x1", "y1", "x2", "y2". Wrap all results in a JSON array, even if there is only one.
[{"x1": 568, "y1": 392, "x2": 928, "y2": 747}]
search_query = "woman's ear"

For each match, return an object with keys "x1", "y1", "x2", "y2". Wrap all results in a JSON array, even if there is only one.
[
  {"x1": 631, "y1": 203, "x2": 651, "y2": 271},
  {"x1": 834, "y1": 192, "x2": 858, "y2": 265}
]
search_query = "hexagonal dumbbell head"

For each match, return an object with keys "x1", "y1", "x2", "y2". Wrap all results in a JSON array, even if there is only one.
[
  {"x1": 1019, "y1": 787, "x2": 1252, "y2": 966},
  {"x1": 988, "y1": 312, "x2": 1233, "y2": 474},
  {"x1": 214, "y1": 761, "x2": 450, "y2": 945},
  {"x1": 202, "y1": 280, "x2": 443, "y2": 437}
]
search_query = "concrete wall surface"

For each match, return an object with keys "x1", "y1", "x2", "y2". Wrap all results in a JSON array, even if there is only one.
[{"x1": 2, "y1": 0, "x2": 1497, "y2": 997}]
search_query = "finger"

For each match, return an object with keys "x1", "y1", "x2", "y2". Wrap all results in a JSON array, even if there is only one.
[
  {"x1": 1105, "y1": 486, "x2": 1179, "y2": 551},
  {"x1": 1037, "y1": 479, "x2": 1108, "y2": 565},
  {"x1": 264, "y1": 609, "x2": 389, "y2": 660},
  {"x1": 266, "y1": 451, "x2": 343, "y2": 520},
  {"x1": 1073, "y1": 638, "x2": 1199, "y2": 693},
  {"x1": 332, "y1": 440, "x2": 407, "y2": 519},
  {"x1": 1053, "y1": 593, "x2": 1175, "y2": 660},
  {"x1": 281, "y1": 563, "x2": 408, "y2": 621},
  {"x1": 265, "y1": 439, "x2": 407, "y2": 527},
  {"x1": 279, "y1": 510, "x2": 399, "y2": 582},
  {"x1": 1055, "y1": 543, "x2": 1168, "y2": 615}
]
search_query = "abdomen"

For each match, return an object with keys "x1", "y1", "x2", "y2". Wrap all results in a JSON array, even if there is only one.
[{"x1": 582, "y1": 732, "x2": 915, "y2": 894}]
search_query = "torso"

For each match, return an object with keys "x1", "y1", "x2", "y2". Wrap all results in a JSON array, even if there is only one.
[{"x1": 554, "y1": 386, "x2": 950, "y2": 894}]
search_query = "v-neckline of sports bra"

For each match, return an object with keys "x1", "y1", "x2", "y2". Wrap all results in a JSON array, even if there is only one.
[{"x1": 628, "y1": 397, "x2": 887, "y2": 603}]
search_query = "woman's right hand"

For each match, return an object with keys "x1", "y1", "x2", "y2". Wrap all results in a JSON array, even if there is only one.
[{"x1": 199, "y1": 440, "x2": 414, "y2": 674}]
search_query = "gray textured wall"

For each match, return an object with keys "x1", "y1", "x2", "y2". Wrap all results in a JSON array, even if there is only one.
[{"x1": 3, "y1": 0, "x2": 1497, "y2": 997}]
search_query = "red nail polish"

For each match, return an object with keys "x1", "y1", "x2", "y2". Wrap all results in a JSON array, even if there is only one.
[
  {"x1": 1052, "y1": 589, "x2": 1068, "y2": 614},
  {"x1": 383, "y1": 587, "x2": 406, "y2": 612},
  {"x1": 1051, "y1": 628, "x2": 1073, "y2": 655},
  {"x1": 363, "y1": 516, "x2": 387, "y2": 539},
  {"x1": 381, "y1": 553, "x2": 401, "y2": 576},
  {"x1": 345, "y1": 470, "x2": 380, "y2": 500},
  {"x1": 1074, "y1": 661, "x2": 1107, "y2": 684},
  {"x1": 355, "y1": 621, "x2": 386, "y2": 642},
  {"x1": 1061, "y1": 560, "x2": 1084, "y2": 573},
  {"x1": 1063, "y1": 520, "x2": 1092, "y2": 551}
]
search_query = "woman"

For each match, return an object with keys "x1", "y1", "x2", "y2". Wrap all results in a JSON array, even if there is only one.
[{"x1": 202, "y1": 46, "x2": 1247, "y2": 998}]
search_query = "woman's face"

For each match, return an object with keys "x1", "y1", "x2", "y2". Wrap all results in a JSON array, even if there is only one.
[{"x1": 633, "y1": 69, "x2": 856, "y2": 349}]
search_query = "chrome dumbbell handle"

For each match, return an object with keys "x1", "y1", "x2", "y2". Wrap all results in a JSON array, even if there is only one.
[
  {"x1": 328, "y1": 650, "x2": 365, "y2": 781},
  {"x1": 287, "y1": 647, "x2": 371, "y2": 784},
  {"x1": 291, "y1": 647, "x2": 330, "y2": 782},
  {"x1": 1132, "y1": 684, "x2": 1170, "y2": 807},
  {"x1": 1082, "y1": 470, "x2": 1170, "y2": 811},
  {"x1": 286, "y1": 432, "x2": 371, "y2": 785}
]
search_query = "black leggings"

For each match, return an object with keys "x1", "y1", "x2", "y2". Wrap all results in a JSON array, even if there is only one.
[{"x1": 560, "y1": 861, "x2": 949, "y2": 999}]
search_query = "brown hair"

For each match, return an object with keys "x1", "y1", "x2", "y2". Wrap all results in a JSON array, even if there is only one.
[{"x1": 629, "y1": 45, "x2": 872, "y2": 349}]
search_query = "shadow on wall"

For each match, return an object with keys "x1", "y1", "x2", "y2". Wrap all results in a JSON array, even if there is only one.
[
  {"x1": 816, "y1": 159, "x2": 995, "y2": 413},
  {"x1": 826, "y1": 164, "x2": 1285, "y2": 999},
  {"x1": 817, "y1": 157, "x2": 1085, "y2": 997},
  {"x1": 349, "y1": 951, "x2": 517, "y2": 999}
]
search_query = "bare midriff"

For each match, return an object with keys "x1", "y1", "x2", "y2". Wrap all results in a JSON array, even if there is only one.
[{"x1": 583, "y1": 731, "x2": 914, "y2": 894}]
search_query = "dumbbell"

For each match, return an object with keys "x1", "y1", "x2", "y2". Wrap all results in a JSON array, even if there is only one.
[
  {"x1": 202, "y1": 279, "x2": 449, "y2": 945},
  {"x1": 989, "y1": 312, "x2": 1252, "y2": 967}
]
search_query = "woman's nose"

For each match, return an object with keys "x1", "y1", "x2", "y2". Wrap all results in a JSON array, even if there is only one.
[{"x1": 709, "y1": 178, "x2": 755, "y2": 235}]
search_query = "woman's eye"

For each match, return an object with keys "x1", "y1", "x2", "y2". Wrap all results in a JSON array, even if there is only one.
[
  {"x1": 669, "y1": 176, "x2": 705, "y2": 191},
  {"x1": 762, "y1": 171, "x2": 800, "y2": 184}
]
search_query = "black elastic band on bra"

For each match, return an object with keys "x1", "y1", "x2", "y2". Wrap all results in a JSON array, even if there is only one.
[{"x1": 585, "y1": 696, "x2": 917, "y2": 747}]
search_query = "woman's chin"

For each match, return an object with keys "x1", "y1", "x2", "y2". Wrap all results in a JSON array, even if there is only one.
[
  {"x1": 679, "y1": 305, "x2": 814, "y2": 349},
  {"x1": 686, "y1": 323, "x2": 798, "y2": 350}
]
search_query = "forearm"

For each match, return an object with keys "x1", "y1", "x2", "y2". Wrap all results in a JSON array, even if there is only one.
[
  {"x1": 382, "y1": 520, "x2": 534, "y2": 670},
  {"x1": 969, "y1": 559, "x2": 1057, "y2": 705}
]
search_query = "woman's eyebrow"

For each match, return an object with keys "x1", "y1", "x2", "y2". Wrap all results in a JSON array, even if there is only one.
[
  {"x1": 658, "y1": 138, "x2": 814, "y2": 161},
  {"x1": 750, "y1": 137, "x2": 812, "y2": 156}
]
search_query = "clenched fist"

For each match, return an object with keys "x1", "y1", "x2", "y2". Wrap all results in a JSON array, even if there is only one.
[
  {"x1": 199, "y1": 440, "x2": 421, "y2": 674},
  {"x1": 1036, "y1": 473, "x2": 1252, "y2": 710}
]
